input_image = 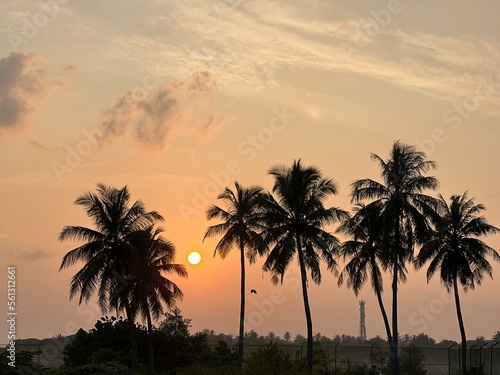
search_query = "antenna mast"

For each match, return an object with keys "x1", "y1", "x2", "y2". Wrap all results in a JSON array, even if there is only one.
[{"x1": 359, "y1": 300, "x2": 367, "y2": 341}]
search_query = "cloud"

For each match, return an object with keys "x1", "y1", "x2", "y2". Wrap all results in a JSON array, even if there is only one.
[
  {"x1": 99, "y1": 71, "x2": 223, "y2": 151},
  {"x1": 0, "y1": 52, "x2": 60, "y2": 135},
  {"x1": 19, "y1": 249, "x2": 53, "y2": 260},
  {"x1": 108, "y1": 1, "x2": 500, "y2": 114},
  {"x1": 27, "y1": 137, "x2": 55, "y2": 151},
  {"x1": 63, "y1": 64, "x2": 76, "y2": 74}
]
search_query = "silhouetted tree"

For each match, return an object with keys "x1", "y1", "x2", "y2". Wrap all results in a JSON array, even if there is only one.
[
  {"x1": 493, "y1": 331, "x2": 500, "y2": 341},
  {"x1": 337, "y1": 203, "x2": 392, "y2": 343},
  {"x1": 294, "y1": 333, "x2": 306, "y2": 344},
  {"x1": 352, "y1": 141, "x2": 438, "y2": 375},
  {"x1": 59, "y1": 183, "x2": 164, "y2": 369},
  {"x1": 416, "y1": 192, "x2": 499, "y2": 375},
  {"x1": 261, "y1": 160, "x2": 348, "y2": 372},
  {"x1": 126, "y1": 226, "x2": 187, "y2": 369},
  {"x1": 409, "y1": 333, "x2": 436, "y2": 347},
  {"x1": 437, "y1": 339, "x2": 458, "y2": 347},
  {"x1": 204, "y1": 182, "x2": 266, "y2": 368}
]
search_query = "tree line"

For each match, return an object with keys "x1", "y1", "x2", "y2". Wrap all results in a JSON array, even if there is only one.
[{"x1": 58, "y1": 140, "x2": 499, "y2": 374}]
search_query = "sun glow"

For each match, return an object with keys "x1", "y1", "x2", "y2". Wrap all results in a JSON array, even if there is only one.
[{"x1": 187, "y1": 251, "x2": 202, "y2": 265}]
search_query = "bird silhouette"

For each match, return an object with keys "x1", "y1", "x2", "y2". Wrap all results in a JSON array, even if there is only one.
[{"x1": 250, "y1": 289, "x2": 257, "y2": 294}]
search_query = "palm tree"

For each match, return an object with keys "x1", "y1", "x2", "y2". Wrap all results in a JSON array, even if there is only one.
[
  {"x1": 127, "y1": 226, "x2": 188, "y2": 369},
  {"x1": 203, "y1": 181, "x2": 266, "y2": 368},
  {"x1": 59, "y1": 183, "x2": 163, "y2": 369},
  {"x1": 337, "y1": 203, "x2": 392, "y2": 343},
  {"x1": 261, "y1": 160, "x2": 348, "y2": 372},
  {"x1": 351, "y1": 141, "x2": 439, "y2": 375},
  {"x1": 415, "y1": 192, "x2": 499, "y2": 375}
]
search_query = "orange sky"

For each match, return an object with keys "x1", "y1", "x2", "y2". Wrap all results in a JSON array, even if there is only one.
[{"x1": 0, "y1": 1, "x2": 499, "y2": 344}]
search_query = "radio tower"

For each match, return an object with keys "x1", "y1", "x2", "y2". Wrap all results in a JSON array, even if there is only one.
[{"x1": 359, "y1": 300, "x2": 367, "y2": 341}]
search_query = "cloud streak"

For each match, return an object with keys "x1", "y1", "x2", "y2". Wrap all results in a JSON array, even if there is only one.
[{"x1": 107, "y1": 1, "x2": 500, "y2": 114}]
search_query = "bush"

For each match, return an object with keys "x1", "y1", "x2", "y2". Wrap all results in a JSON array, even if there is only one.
[
  {"x1": 63, "y1": 317, "x2": 139, "y2": 368},
  {"x1": 244, "y1": 341, "x2": 294, "y2": 375},
  {"x1": 0, "y1": 350, "x2": 46, "y2": 374},
  {"x1": 468, "y1": 364, "x2": 485, "y2": 375},
  {"x1": 400, "y1": 346, "x2": 427, "y2": 375},
  {"x1": 47, "y1": 363, "x2": 130, "y2": 375}
]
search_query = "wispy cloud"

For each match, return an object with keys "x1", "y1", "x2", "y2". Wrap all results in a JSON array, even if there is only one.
[
  {"x1": 99, "y1": 71, "x2": 224, "y2": 151},
  {"x1": 19, "y1": 249, "x2": 53, "y2": 260},
  {"x1": 106, "y1": 1, "x2": 500, "y2": 114},
  {"x1": 0, "y1": 52, "x2": 61, "y2": 136},
  {"x1": 27, "y1": 137, "x2": 56, "y2": 152}
]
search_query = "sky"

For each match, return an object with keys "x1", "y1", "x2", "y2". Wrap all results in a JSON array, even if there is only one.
[{"x1": 0, "y1": 0, "x2": 499, "y2": 345}]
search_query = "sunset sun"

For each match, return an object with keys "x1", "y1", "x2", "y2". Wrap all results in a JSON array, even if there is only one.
[{"x1": 187, "y1": 251, "x2": 202, "y2": 265}]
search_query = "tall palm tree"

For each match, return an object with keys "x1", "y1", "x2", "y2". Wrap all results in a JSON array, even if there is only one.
[
  {"x1": 415, "y1": 192, "x2": 499, "y2": 375},
  {"x1": 203, "y1": 181, "x2": 266, "y2": 368},
  {"x1": 351, "y1": 141, "x2": 439, "y2": 375},
  {"x1": 127, "y1": 226, "x2": 188, "y2": 369},
  {"x1": 337, "y1": 203, "x2": 392, "y2": 343},
  {"x1": 59, "y1": 183, "x2": 163, "y2": 369},
  {"x1": 261, "y1": 160, "x2": 348, "y2": 372}
]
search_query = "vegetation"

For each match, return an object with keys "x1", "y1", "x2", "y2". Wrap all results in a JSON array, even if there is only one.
[
  {"x1": 59, "y1": 183, "x2": 186, "y2": 370},
  {"x1": 0, "y1": 351, "x2": 45, "y2": 374},
  {"x1": 35, "y1": 141, "x2": 497, "y2": 375},
  {"x1": 244, "y1": 341, "x2": 294, "y2": 374},
  {"x1": 5, "y1": 327, "x2": 500, "y2": 374},
  {"x1": 61, "y1": 309, "x2": 232, "y2": 373}
]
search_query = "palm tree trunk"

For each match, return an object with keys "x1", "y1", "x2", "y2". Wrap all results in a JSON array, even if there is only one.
[
  {"x1": 371, "y1": 255, "x2": 392, "y2": 343},
  {"x1": 124, "y1": 301, "x2": 139, "y2": 369},
  {"x1": 146, "y1": 308, "x2": 155, "y2": 370},
  {"x1": 390, "y1": 217, "x2": 401, "y2": 375},
  {"x1": 297, "y1": 234, "x2": 313, "y2": 372},
  {"x1": 453, "y1": 277, "x2": 467, "y2": 375},
  {"x1": 237, "y1": 239, "x2": 246, "y2": 368},
  {"x1": 390, "y1": 258, "x2": 399, "y2": 375}
]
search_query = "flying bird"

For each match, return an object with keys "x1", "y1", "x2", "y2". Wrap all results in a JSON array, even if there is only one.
[{"x1": 250, "y1": 289, "x2": 257, "y2": 294}]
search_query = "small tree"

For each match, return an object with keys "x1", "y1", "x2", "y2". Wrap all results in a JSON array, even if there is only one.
[
  {"x1": 245, "y1": 342, "x2": 294, "y2": 375},
  {"x1": 492, "y1": 331, "x2": 500, "y2": 341},
  {"x1": 400, "y1": 346, "x2": 427, "y2": 375}
]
